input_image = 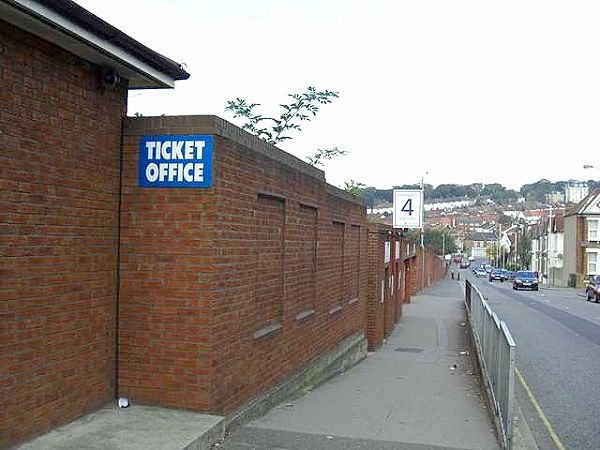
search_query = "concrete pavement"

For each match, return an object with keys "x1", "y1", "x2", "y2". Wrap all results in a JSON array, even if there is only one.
[
  {"x1": 217, "y1": 275, "x2": 521, "y2": 450},
  {"x1": 15, "y1": 404, "x2": 225, "y2": 450}
]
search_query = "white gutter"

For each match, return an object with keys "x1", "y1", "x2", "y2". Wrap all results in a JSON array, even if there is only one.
[{"x1": 2, "y1": 0, "x2": 177, "y2": 88}]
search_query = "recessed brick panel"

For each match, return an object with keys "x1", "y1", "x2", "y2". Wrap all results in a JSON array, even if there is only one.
[
  {"x1": 329, "y1": 221, "x2": 345, "y2": 310},
  {"x1": 294, "y1": 204, "x2": 318, "y2": 316},
  {"x1": 345, "y1": 225, "x2": 361, "y2": 302},
  {"x1": 254, "y1": 194, "x2": 285, "y2": 332}
]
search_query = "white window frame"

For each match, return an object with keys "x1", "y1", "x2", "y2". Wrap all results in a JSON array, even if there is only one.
[
  {"x1": 587, "y1": 250, "x2": 598, "y2": 275},
  {"x1": 588, "y1": 218, "x2": 599, "y2": 242}
]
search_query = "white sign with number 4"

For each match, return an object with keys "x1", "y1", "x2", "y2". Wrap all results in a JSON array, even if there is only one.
[{"x1": 392, "y1": 189, "x2": 423, "y2": 229}]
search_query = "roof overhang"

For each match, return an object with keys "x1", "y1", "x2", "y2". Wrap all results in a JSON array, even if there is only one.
[{"x1": 1, "y1": 0, "x2": 190, "y2": 89}]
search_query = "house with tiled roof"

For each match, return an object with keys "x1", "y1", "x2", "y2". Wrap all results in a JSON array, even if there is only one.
[
  {"x1": 464, "y1": 231, "x2": 496, "y2": 259},
  {"x1": 531, "y1": 209, "x2": 565, "y2": 285},
  {"x1": 563, "y1": 189, "x2": 600, "y2": 287}
]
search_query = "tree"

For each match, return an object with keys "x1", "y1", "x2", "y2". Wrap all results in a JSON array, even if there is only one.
[
  {"x1": 307, "y1": 147, "x2": 348, "y2": 167},
  {"x1": 225, "y1": 86, "x2": 338, "y2": 145},
  {"x1": 423, "y1": 229, "x2": 457, "y2": 255},
  {"x1": 516, "y1": 231, "x2": 532, "y2": 270},
  {"x1": 520, "y1": 179, "x2": 554, "y2": 202},
  {"x1": 225, "y1": 86, "x2": 347, "y2": 167},
  {"x1": 343, "y1": 179, "x2": 366, "y2": 195}
]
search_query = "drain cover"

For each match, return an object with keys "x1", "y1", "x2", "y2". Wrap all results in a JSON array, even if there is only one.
[{"x1": 395, "y1": 347, "x2": 424, "y2": 353}]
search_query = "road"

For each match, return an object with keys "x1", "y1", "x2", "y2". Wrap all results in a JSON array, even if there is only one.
[{"x1": 463, "y1": 265, "x2": 600, "y2": 450}]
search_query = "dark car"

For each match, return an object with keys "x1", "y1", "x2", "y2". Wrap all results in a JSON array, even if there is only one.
[
  {"x1": 512, "y1": 270, "x2": 539, "y2": 291},
  {"x1": 586, "y1": 275, "x2": 600, "y2": 302},
  {"x1": 489, "y1": 269, "x2": 505, "y2": 282}
]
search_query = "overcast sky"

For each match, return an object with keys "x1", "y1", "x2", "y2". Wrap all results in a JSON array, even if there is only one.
[{"x1": 74, "y1": 0, "x2": 600, "y2": 191}]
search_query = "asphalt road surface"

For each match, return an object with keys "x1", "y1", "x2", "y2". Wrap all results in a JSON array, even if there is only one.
[{"x1": 466, "y1": 266, "x2": 600, "y2": 450}]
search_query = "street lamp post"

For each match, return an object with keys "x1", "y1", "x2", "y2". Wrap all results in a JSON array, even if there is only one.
[
  {"x1": 548, "y1": 206, "x2": 553, "y2": 286},
  {"x1": 420, "y1": 173, "x2": 427, "y2": 289}
]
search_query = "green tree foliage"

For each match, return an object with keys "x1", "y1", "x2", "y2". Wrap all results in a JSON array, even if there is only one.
[
  {"x1": 423, "y1": 229, "x2": 457, "y2": 255},
  {"x1": 434, "y1": 183, "x2": 462, "y2": 198},
  {"x1": 516, "y1": 231, "x2": 532, "y2": 270},
  {"x1": 306, "y1": 147, "x2": 348, "y2": 167},
  {"x1": 519, "y1": 179, "x2": 556, "y2": 202},
  {"x1": 466, "y1": 183, "x2": 484, "y2": 197},
  {"x1": 343, "y1": 179, "x2": 366, "y2": 195},
  {"x1": 364, "y1": 182, "x2": 531, "y2": 207},
  {"x1": 362, "y1": 187, "x2": 393, "y2": 208},
  {"x1": 225, "y1": 86, "x2": 339, "y2": 145},
  {"x1": 586, "y1": 179, "x2": 600, "y2": 191},
  {"x1": 225, "y1": 86, "x2": 348, "y2": 168}
]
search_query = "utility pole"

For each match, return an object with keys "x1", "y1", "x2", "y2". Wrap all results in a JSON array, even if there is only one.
[
  {"x1": 548, "y1": 206, "x2": 554, "y2": 286},
  {"x1": 515, "y1": 226, "x2": 518, "y2": 270},
  {"x1": 420, "y1": 175, "x2": 426, "y2": 289},
  {"x1": 496, "y1": 224, "x2": 502, "y2": 268},
  {"x1": 442, "y1": 232, "x2": 446, "y2": 257}
]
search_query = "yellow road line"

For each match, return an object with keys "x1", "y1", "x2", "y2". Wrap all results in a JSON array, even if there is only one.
[{"x1": 515, "y1": 366, "x2": 567, "y2": 450}]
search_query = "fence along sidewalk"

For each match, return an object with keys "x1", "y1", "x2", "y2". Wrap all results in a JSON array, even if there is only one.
[{"x1": 465, "y1": 280, "x2": 516, "y2": 450}]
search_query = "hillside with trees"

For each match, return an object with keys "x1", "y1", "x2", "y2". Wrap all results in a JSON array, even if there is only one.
[{"x1": 361, "y1": 179, "x2": 599, "y2": 208}]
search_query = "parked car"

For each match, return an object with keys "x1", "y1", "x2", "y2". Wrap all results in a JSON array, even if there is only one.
[
  {"x1": 512, "y1": 270, "x2": 539, "y2": 291},
  {"x1": 489, "y1": 269, "x2": 505, "y2": 282},
  {"x1": 586, "y1": 275, "x2": 600, "y2": 302}
]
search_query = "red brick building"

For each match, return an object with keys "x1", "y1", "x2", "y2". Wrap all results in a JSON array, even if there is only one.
[
  {"x1": 1, "y1": 2, "x2": 447, "y2": 448},
  {"x1": 1, "y1": 1, "x2": 188, "y2": 447},
  {"x1": 118, "y1": 115, "x2": 368, "y2": 415}
]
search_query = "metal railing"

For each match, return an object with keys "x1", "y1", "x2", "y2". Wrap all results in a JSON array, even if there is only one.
[{"x1": 465, "y1": 280, "x2": 516, "y2": 450}]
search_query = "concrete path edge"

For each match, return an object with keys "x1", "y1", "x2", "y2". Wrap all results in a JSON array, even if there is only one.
[{"x1": 223, "y1": 330, "x2": 368, "y2": 433}]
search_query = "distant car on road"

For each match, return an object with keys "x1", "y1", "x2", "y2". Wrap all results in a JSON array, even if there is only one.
[
  {"x1": 474, "y1": 268, "x2": 487, "y2": 278},
  {"x1": 489, "y1": 269, "x2": 505, "y2": 282},
  {"x1": 512, "y1": 270, "x2": 539, "y2": 291},
  {"x1": 586, "y1": 275, "x2": 600, "y2": 302}
]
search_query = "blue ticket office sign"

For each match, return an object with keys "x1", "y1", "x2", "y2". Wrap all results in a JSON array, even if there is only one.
[{"x1": 138, "y1": 135, "x2": 213, "y2": 188}]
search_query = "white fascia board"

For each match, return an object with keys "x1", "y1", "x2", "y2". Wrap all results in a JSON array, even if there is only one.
[{"x1": 5, "y1": 0, "x2": 175, "y2": 88}]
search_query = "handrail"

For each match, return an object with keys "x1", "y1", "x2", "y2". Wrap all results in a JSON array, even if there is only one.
[{"x1": 464, "y1": 280, "x2": 516, "y2": 450}]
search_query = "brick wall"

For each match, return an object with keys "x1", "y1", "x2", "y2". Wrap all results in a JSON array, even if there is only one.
[
  {"x1": 120, "y1": 116, "x2": 367, "y2": 415},
  {"x1": 0, "y1": 21, "x2": 124, "y2": 448},
  {"x1": 365, "y1": 228, "x2": 407, "y2": 350},
  {"x1": 365, "y1": 228, "x2": 447, "y2": 350},
  {"x1": 410, "y1": 246, "x2": 448, "y2": 293},
  {"x1": 366, "y1": 227, "x2": 386, "y2": 349}
]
